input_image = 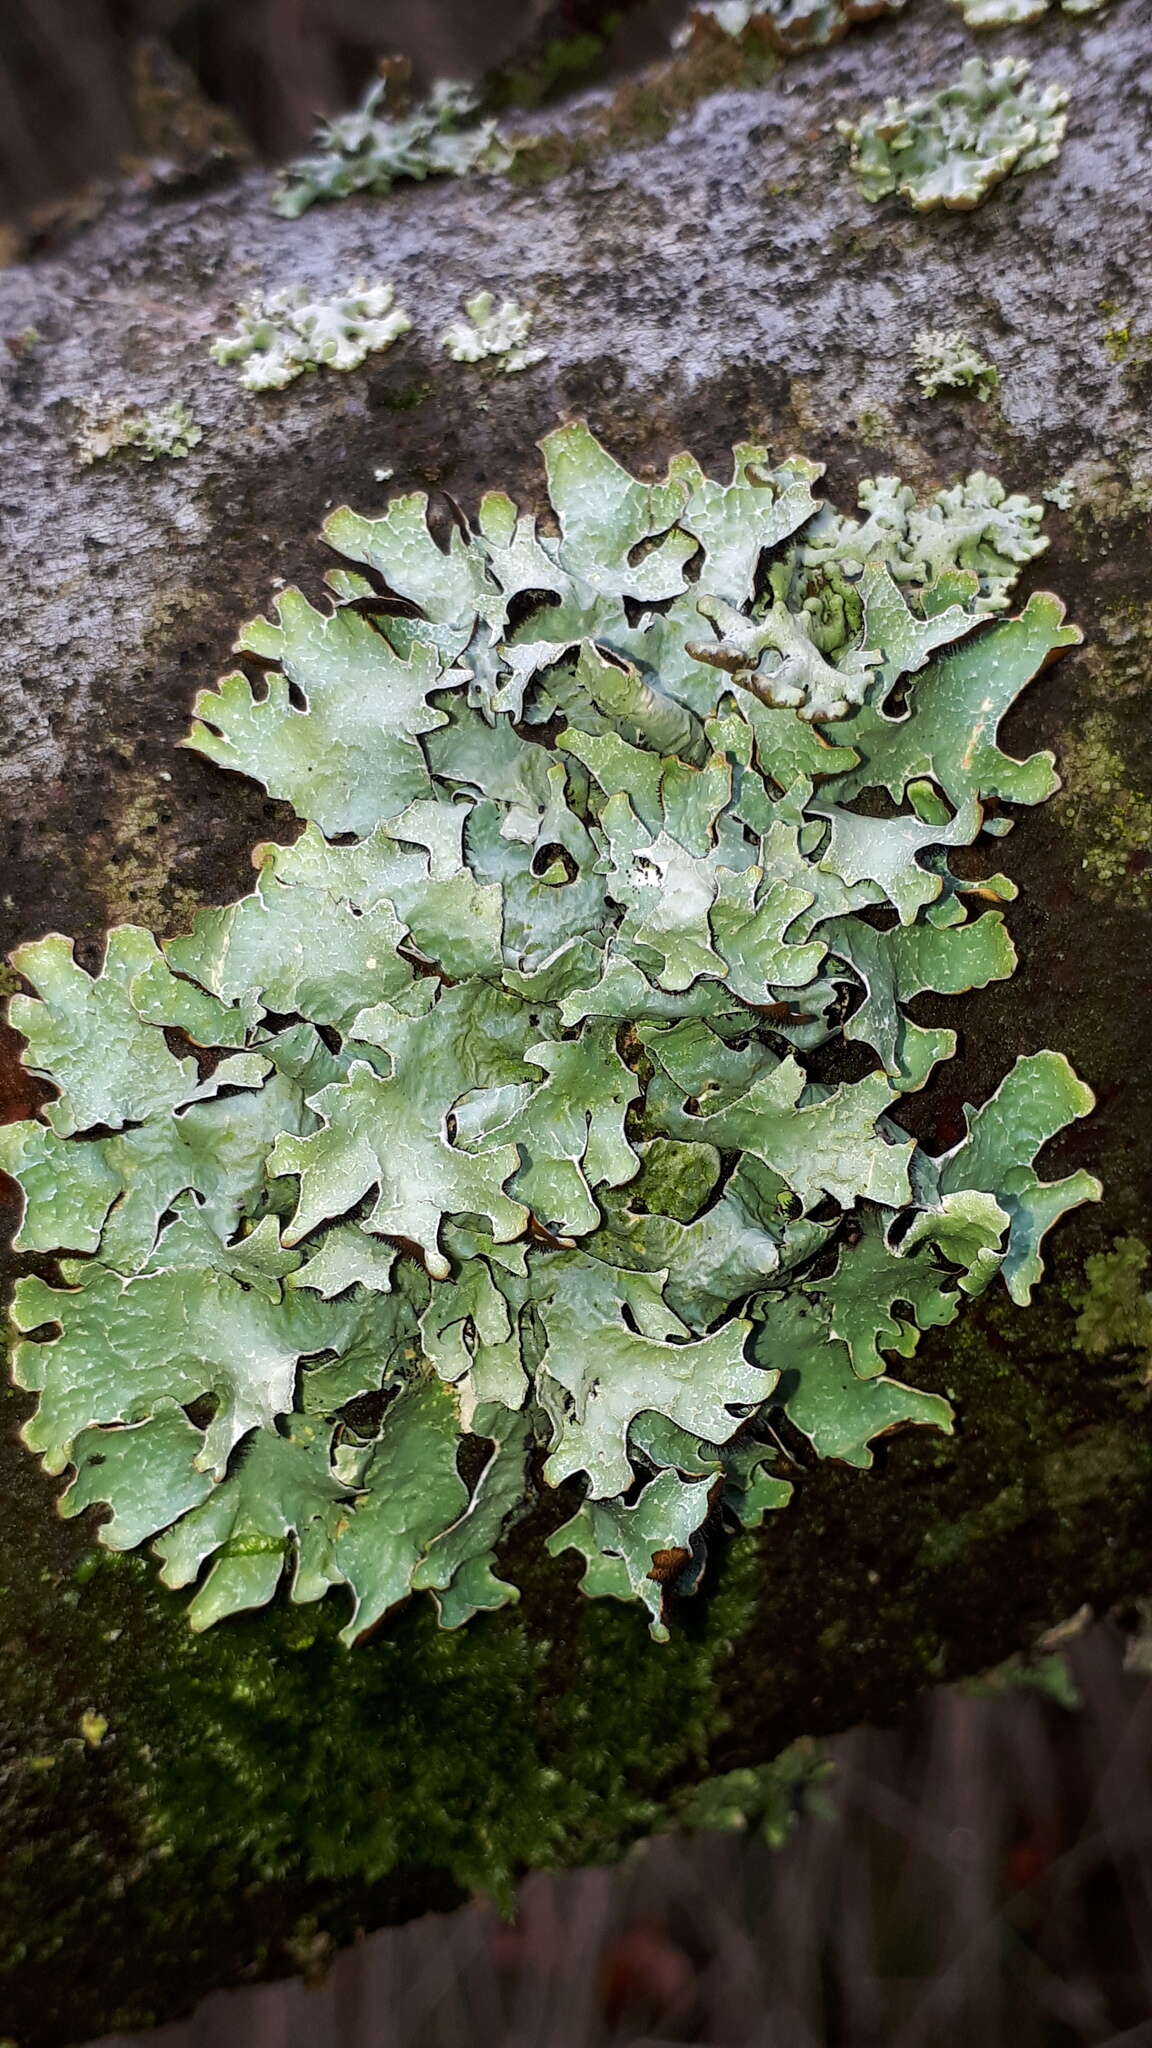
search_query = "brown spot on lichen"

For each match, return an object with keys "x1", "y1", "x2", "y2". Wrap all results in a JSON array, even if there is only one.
[{"x1": 648, "y1": 1547, "x2": 693, "y2": 1585}]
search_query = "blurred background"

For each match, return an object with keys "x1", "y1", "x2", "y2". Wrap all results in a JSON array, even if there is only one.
[
  {"x1": 0, "y1": 0, "x2": 682, "y2": 234},
  {"x1": 86, "y1": 1619, "x2": 1152, "y2": 2048},
  {"x1": 6, "y1": 7, "x2": 1152, "y2": 2045}
]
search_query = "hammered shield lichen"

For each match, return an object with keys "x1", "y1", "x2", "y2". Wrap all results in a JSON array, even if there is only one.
[
  {"x1": 1, "y1": 426, "x2": 1099, "y2": 1643},
  {"x1": 840, "y1": 58, "x2": 1069, "y2": 212}
]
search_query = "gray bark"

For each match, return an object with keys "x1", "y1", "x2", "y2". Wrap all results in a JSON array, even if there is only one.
[{"x1": 1, "y1": 3, "x2": 1151, "y2": 2040}]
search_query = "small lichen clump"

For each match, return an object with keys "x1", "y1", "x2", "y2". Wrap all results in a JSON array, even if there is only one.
[
  {"x1": 840, "y1": 58, "x2": 1069, "y2": 213},
  {"x1": 210, "y1": 281, "x2": 410, "y2": 391},
  {"x1": 951, "y1": 0, "x2": 1047, "y2": 23},
  {"x1": 682, "y1": 0, "x2": 1105, "y2": 43},
  {"x1": 1, "y1": 428, "x2": 1098, "y2": 1647},
  {"x1": 275, "y1": 77, "x2": 520, "y2": 219},
  {"x1": 1076, "y1": 1239, "x2": 1152, "y2": 1375},
  {"x1": 676, "y1": 0, "x2": 909, "y2": 54},
  {"x1": 911, "y1": 330, "x2": 1000, "y2": 401},
  {"x1": 953, "y1": 0, "x2": 1109, "y2": 20},
  {"x1": 440, "y1": 292, "x2": 547, "y2": 374},
  {"x1": 75, "y1": 398, "x2": 202, "y2": 465}
]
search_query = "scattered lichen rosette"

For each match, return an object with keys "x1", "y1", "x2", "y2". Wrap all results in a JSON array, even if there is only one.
[
  {"x1": 911, "y1": 330, "x2": 1000, "y2": 401},
  {"x1": 210, "y1": 281, "x2": 411, "y2": 392},
  {"x1": 952, "y1": 0, "x2": 1048, "y2": 24},
  {"x1": 675, "y1": 0, "x2": 909, "y2": 55},
  {"x1": 441, "y1": 292, "x2": 547, "y2": 374},
  {"x1": 840, "y1": 57, "x2": 1069, "y2": 213},
  {"x1": 275, "y1": 78, "x2": 520, "y2": 219},
  {"x1": 75, "y1": 398, "x2": 202, "y2": 465},
  {"x1": 1, "y1": 426, "x2": 1100, "y2": 1644},
  {"x1": 952, "y1": 0, "x2": 1111, "y2": 21}
]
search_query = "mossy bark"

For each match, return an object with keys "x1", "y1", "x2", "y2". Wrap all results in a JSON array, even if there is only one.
[{"x1": 2, "y1": 3, "x2": 1151, "y2": 2039}]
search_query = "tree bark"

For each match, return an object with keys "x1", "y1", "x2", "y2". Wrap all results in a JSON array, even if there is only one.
[{"x1": 1, "y1": 3, "x2": 1151, "y2": 2039}]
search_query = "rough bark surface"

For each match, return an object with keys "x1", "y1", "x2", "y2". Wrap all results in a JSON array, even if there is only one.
[{"x1": 1, "y1": 4, "x2": 1151, "y2": 2040}]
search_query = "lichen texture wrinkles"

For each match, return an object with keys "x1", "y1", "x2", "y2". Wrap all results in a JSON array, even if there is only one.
[
  {"x1": 1, "y1": 427, "x2": 1099, "y2": 1645},
  {"x1": 440, "y1": 291, "x2": 547, "y2": 373},
  {"x1": 840, "y1": 57, "x2": 1069, "y2": 212}
]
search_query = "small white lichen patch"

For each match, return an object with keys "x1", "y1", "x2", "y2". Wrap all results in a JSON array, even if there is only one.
[
  {"x1": 440, "y1": 292, "x2": 547, "y2": 374},
  {"x1": 1, "y1": 425, "x2": 1099, "y2": 1648},
  {"x1": 1042, "y1": 472, "x2": 1079, "y2": 510},
  {"x1": 676, "y1": 0, "x2": 763, "y2": 33},
  {"x1": 953, "y1": 0, "x2": 1109, "y2": 19},
  {"x1": 952, "y1": 0, "x2": 1047, "y2": 24},
  {"x1": 839, "y1": 58, "x2": 1069, "y2": 213},
  {"x1": 210, "y1": 281, "x2": 411, "y2": 391},
  {"x1": 911, "y1": 330, "x2": 1000, "y2": 401},
  {"x1": 675, "y1": 0, "x2": 909, "y2": 52},
  {"x1": 76, "y1": 398, "x2": 202, "y2": 465}
]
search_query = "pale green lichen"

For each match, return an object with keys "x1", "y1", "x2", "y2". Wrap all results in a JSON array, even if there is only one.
[
  {"x1": 795, "y1": 468, "x2": 1047, "y2": 618},
  {"x1": 953, "y1": 0, "x2": 1111, "y2": 18},
  {"x1": 2, "y1": 427, "x2": 1098, "y2": 1646},
  {"x1": 275, "y1": 77, "x2": 520, "y2": 219},
  {"x1": 675, "y1": 0, "x2": 908, "y2": 54},
  {"x1": 1043, "y1": 472, "x2": 1079, "y2": 510},
  {"x1": 210, "y1": 281, "x2": 410, "y2": 391},
  {"x1": 1076, "y1": 1238, "x2": 1152, "y2": 1374},
  {"x1": 839, "y1": 58, "x2": 1069, "y2": 213},
  {"x1": 75, "y1": 398, "x2": 202, "y2": 465},
  {"x1": 911, "y1": 329, "x2": 1000, "y2": 401},
  {"x1": 440, "y1": 292, "x2": 547, "y2": 374},
  {"x1": 951, "y1": 0, "x2": 1047, "y2": 24}
]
